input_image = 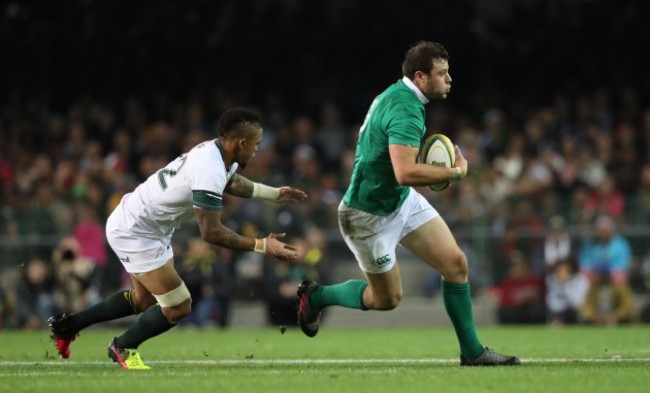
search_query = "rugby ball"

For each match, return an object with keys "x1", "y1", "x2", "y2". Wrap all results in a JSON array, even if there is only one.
[{"x1": 418, "y1": 133, "x2": 456, "y2": 191}]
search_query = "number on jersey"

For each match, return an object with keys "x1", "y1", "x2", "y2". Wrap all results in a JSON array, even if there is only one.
[{"x1": 158, "y1": 154, "x2": 187, "y2": 190}]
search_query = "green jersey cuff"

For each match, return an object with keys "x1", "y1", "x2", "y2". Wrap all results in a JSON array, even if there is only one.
[{"x1": 192, "y1": 190, "x2": 223, "y2": 210}]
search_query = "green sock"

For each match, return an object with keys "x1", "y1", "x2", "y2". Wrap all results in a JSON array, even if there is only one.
[
  {"x1": 441, "y1": 280, "x2": 484, "y2": 359},
  {"x1": 115, "y1": 305, "x2": 176, "y2": 349},
  {"x1": 309, "y1": 279, "x2": 367, "y2": 310},
  {"x1": 70, "y1": 290, "x2": 138, "y2": 332}
]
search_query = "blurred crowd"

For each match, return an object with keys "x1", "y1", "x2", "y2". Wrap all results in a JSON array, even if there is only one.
[
  {"x1": 2, "y1": 0, "x2": 650, "y2": 328},
  {"x1": 492, "y1": 214, "x2": 650, "y2": 327}
]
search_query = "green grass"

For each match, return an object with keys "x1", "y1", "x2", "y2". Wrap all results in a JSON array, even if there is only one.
[{"x1": 1, "y1": 325, "x2": 649, "y2": 393}]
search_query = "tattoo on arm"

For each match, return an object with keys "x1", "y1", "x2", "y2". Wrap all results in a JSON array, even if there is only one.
[
  {"x1": 209, "y1": 226, "x2": 252, "y2": 251},
  {"x1": 194, "y1": 207, "x2": 255, "y2": 252},
  {"x1": 226, "y1": 233, "x2": 240, "y2": 248},
  {"x1": 224, "y1": 174, "x2": 254, "y2": 198}
]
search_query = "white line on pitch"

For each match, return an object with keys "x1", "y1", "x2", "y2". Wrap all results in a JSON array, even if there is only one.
[{"x1": 1, "y1": 357, "x2": 650, "y2": 367}]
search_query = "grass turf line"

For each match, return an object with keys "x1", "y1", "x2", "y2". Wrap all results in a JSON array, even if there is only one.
[{"x1": 0, "y1": 326, "x2": 649, "y2": 393}]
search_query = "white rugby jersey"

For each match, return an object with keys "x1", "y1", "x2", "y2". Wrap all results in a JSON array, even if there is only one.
[{"x1": 112, "y1": 139, "x2": 238, "y2": 237}]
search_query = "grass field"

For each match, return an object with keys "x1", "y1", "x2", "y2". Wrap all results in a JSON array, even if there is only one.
[{"x1": 1, "y1": 325, "x2": 649, "y2": 393}]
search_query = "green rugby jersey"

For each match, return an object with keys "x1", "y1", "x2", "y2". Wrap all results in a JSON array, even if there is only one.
[{"x1": 342, "y1": 78, "x2": 427, "y2": 216}]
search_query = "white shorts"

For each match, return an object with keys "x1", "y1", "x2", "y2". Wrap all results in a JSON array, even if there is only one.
[
  {"x1": 337, "y1": 188, "x2": 438, "y2": 273},
  {"x1": 106, "y1": 209, "x2": 174, "y2": 274}
]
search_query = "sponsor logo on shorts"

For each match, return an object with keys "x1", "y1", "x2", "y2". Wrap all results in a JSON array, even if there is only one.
[
  {"x1": 375, "y1": 254, "x2": 391, "y2": 267},
  {"x1": 119, "y1": 256, "x2": 131, "y2": 263},
  {"x1": 155, "y1": 246, "x2": 164, "y2": 258},
  {"x1": 153, "y1": 244, "x2": 171, "y2": 258}
]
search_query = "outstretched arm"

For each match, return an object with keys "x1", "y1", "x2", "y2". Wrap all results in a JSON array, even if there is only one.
[
  {"x1": 194, "y1": 206, "x2": 256, "y2": 251},
  {"x1": 224, "y1": 174, "x2": 255, "y2": 198},
  {"x1": 225, "y1": 174, "x2": 307, "y2": 202},
  {"x1": 193, "y1": 206, "x2": 297, "y2": 261}
]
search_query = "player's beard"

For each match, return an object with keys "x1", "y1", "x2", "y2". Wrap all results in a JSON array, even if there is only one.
[{"x1": 427, "y1": 90, "x2": 449, "y2": 100}]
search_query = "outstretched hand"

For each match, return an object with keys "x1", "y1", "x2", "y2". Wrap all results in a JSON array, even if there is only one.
[
  {"x1": 276, "y1": 187, "x2": 308, "y2": 203},
  {"x1": 265, "y1": 232, "x2": 299, "y2": 261}
]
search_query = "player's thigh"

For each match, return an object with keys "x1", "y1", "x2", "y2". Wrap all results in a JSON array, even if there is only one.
[
  {"x1": 132, "y1": 258, "x2": 184, "y2": 296},
  {"x1": 127, "y1": 274, "x2": 156, "y2": 307},
  {"x1": 400, "y1": 216, "x2": 463, "y2": 274},
  {"x1": 364, "y1": 264, "x2": 403, "y2": 302}
]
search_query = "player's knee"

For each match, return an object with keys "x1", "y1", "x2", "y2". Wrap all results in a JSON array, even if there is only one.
[
  {"x1": 123, "y1": 289, "x2": 155, "y2": 313},
  {"x1": 154, "y1": 282, "x2": 192, "y2": 323},
  {"x1": 161, "y1": 298, "x2": 192, "y2": 323},
  {"x1": 374, "y1": 290, "x2": 402, "y2": 310},
  {"x1": 132, "y1": 292, "x2": 157, "y2": 313},
  {"x1": 441, "y1": 249, "x2": 468, "y2": 281}
]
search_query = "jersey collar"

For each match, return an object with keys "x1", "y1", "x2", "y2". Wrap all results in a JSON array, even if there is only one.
[
  {"x1": 401, "y1": 76, "x2": 429, "y2": 104},
  {"x1": 214, "y1": 138, "x2": 233, "y2": 171}
]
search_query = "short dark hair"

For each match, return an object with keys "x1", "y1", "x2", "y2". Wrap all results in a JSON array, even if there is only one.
[
  {"x1": 217, "y1": 108, "x2": 263, "y2": 137},
  {"x1": 401, "y1": 41, "x2": 449, "y2": 80}
]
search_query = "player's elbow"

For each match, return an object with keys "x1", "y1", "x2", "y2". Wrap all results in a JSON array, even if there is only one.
[
  {"x1": 393, "y1": 170, "x2": 410, "y2": 186},
  {"x1": 196, "y1": 219, "x2": 228, "y2": 246},
  {"x1": 199, "y1": 226, "x2": 223, "y2": 246},
  {"x1": 200, "y1": 231, "x2": 215, "y2": 244},
  {"x1": 202, "y1": 233, "x2": 227, "y2": 248}
]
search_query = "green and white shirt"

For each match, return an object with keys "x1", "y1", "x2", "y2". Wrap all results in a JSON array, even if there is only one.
[
  {"x1": 113, "y1": 139, "x2": 238, "y2": 237},
  {"x1": 342, "y1": 77, "x2": 429, "y2": 216}
]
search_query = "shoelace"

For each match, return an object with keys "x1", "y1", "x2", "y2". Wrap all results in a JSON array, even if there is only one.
[{"x1": 481, "y1": 348, "x2": 508, "y2": 361}]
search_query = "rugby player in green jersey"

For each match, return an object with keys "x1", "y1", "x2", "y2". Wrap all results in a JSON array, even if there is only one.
[{"x1": 298, "y1": 41, "x2": 520, "y2": 366}]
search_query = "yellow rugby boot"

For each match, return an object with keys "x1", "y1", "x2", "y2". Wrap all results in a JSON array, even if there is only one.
[{"x1": 107, "y1": 338, "x2": 151, "y2": 370}]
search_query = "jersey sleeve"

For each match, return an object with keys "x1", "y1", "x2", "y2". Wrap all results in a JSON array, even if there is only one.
[
  {"x1": 386, "y1": 102, "x2": 424, "y2": 147},
  {"x1": 189, "y1": 149, "x2": 227, "y2": 210}
]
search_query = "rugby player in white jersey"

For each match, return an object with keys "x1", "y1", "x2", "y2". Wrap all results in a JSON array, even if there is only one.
[{"x1": 49, "y1": 108, "x2": 307, "y2": 369}]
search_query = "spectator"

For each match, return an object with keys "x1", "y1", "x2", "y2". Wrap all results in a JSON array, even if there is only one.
[
  {"x1": 543, "y1": 215, "x2": 577, "y2": 271},
  {"x1": 580, "y1": 271, "x2": 635, "y2": 325},
  {"x1": 17, "y1": 182, "x2": 60, "y2": 260},
  {"x1": 14, "y1": 258, "x2": 56, "y2": 328},
  {"x1": 579, "y1": 215, "x2": 631, "y2": 285},
  {"x1": 578, "y1": 215, "x2": 635, "y2": 325},
  {"x1": 71, "y1": 201, "x2": 109, "y2": 296},
  {"x1": 584, "y1": 176, "x2": 625, "y2": 220},
  {"x1": 491, "y1": 223, "x2": 523, "y2": 284},
  {"x1": 545, "y1": 257, "x2": 589, "y2": 325},
  {"x1": 315, "y1": 101, "x2": 347, "y2": 172},
  {"x1": 51, "y1": 237, "x2": 96, "y2": 313},
  {"x1": 511, "y1": 200, "x2": 546, "y2": 271},
  {"x1": 575, "y1": 146, "x2": 607, "y2": 191},
  {"x1": 629, "y1": 164, "x2": 650, "y2": 224},
  {"x1": 496, "y1": 251, "x2": 546, "y2": 325},
  {"x1": 493, "y1": 134, "x2": 525, "y2": 183},
  {"x1": 177, "y1": 238, "x2": 233, "y2": 328},
  {"x1": 478, "y1": 166, "x2": 512, "y2": 210}
]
